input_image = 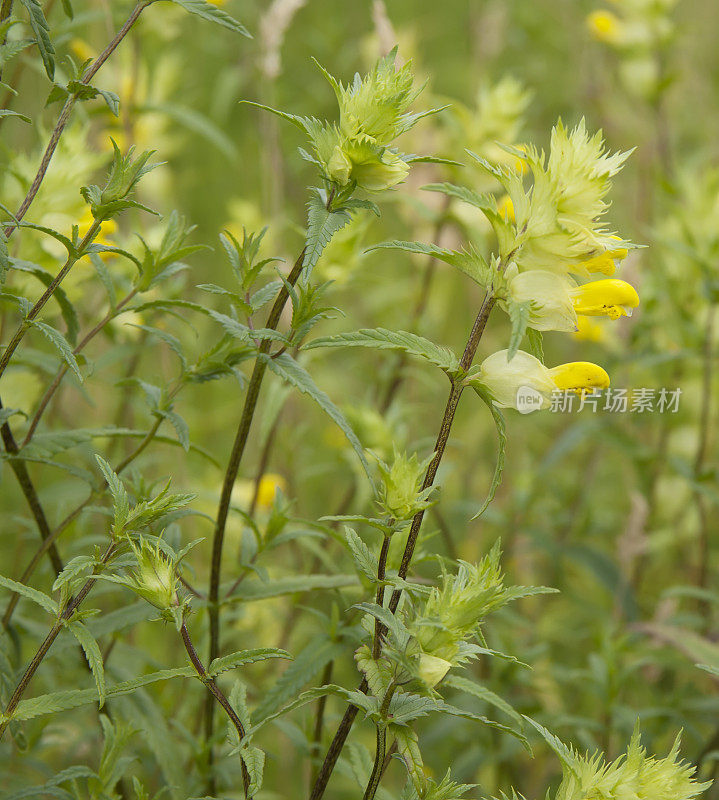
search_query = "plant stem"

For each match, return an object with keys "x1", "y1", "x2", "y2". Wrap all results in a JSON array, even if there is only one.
[
  {"x1": 0, "y1": 400, "x2": 64, "y2": 578},
  {"x1": 309, "y1": 659, "x2": 334, "y2": 790},
  {"x1": 372, "y1": 535, "x2": 391, "y2": 660},
  {"x1": 204, "y1": 246, "x2": 306, "y2": 772},
  {"x1": 309, "y1": 292, "x2": 495, "y2": 800},
  {"x1": 22, "y1": 288, "x2": 139, "y2": 446},
  {"x1": 362, "y1": 682, "x2": 397, "y2": 800},
  {"x1": 3, "y1": 1, "x2": 152, "y2": 240},
  {"x1": 0, "y1": 543, "x2": 116, "y2": 738},
  {"x1": 2, "y1": 415, "x2": 165, "y2": 627},
  {"x1": 180, "y1": 620, "x2": 252, "y2": 798},
  {"x1": 0, "y1": 220, "x2": 101, "y2": 380}
]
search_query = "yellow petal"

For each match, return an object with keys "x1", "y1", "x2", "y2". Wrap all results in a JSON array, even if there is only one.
[
  {"x1": 256, "y1": 473, "x2": 287, "y2": 510},
  {"x1": 549, "y1": 361, "x2": 610, "y2": 393},
  {"x1": 572, "y1": 278, "x2": 639, "y2": 319},
  {"x1": 586, "y1": 10, "x2": 621, "y2": 43}
]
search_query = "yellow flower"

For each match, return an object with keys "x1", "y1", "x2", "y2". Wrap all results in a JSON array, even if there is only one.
[
  {"x1": 573, "y1": 316, "x2": 606, "y2": 342},
  {"x1": 587, "y1": 9, "x2": 622, "y2": 44},
  {"x1": 255, "y1": 473, "x2": 287, "y2": 511},
  {"x1": 496, "y1": 194, "x2": 515, "y2": 222},
  {"x1": 578, "y1": 237, "x2": 629, "y2": 275},
  {"x1": 571, "y1": 278, "x2": 639, "y2": 319},
  {"x1": 476, "y1": 350, "x2": 610, "y2": 411},
  {"x1": 548, "y1": 361, "x2": 610, "y2": 393},
  {"x1": 77, "y1": 206, "x2": 118, "y2": 243}
]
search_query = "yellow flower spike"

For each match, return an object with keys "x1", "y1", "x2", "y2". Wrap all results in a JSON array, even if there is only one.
[
  {"x1": 256, "y1": 473, "x2": 287, "y2": 511},
  {"x1": 571, "y1": 278, "x2": 640, "y2": 320},
  {"x1": 496, "y1": 194, "x2": 515, "y2": 222},
  {"x1": 587, "y1": 9, "x2": 622, "y2": 43},
  {"x1": 549, "y1": 361, "x2": 610, "y2": 394}
]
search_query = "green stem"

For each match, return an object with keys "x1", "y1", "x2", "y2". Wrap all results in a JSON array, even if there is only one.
[
  {"x1": 309, "y1": 292, "x2": 495, "y2": 800},
  {"x1": 0, "y1": 543, "x2": 117, "y2": 738},
  {"x1": 180, "y1": 620, "x2": 252, "y2": 798},
  {"x1": 362, "y1": 683, "x2": 397, "y2": 800},
  {"x1": 204, "y1": 246, "x2": 306, "y2": 776}
]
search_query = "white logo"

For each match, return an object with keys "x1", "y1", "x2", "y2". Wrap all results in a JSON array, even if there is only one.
[{"x1": 516, "y1": 385, "x2": 544, "y2": 414}]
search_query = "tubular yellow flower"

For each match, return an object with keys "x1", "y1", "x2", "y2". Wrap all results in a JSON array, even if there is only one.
[
  {"x1": 579, "y1": 237, "x2": 629, "y2": 275},
  {"x1": 496, "y1": 194, "x2": 515, "y2": 222},
  {"x1": 587, "y1": 9, "x2": 622, "y2": 43},
  {"x1": 549, "y1": 361, "x2": 610, "y2": 393},
  {"x1": 571, "y1": 278, "x2": 640, "y2": 319}
]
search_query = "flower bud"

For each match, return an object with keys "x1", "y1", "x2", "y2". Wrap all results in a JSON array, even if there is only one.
[{"x1": 417, "y1": 654, "x2": 452, "y2": 688}]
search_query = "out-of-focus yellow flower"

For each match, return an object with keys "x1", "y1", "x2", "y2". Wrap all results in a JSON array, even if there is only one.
[
  {"x1": 571, "y1": 278, "x2": 639, "y2": 319},
  {"x1": 255, "y1": 473, "x2": 287, "y2": 511},
  {"x1": 548, "y1": 361, "x2": 610, "y2": 393},
  {"x1": 70, "y1": 38, "x2": 96, "y2": 63},
  {"x1": 77, "y1": 206, "x2": 118, "y2": 243},
  {"x1": 587, "y1": 10, "x2": 622, "y2": 43},
  {"x1": 574, "y1": 316, "x2": 606, "y2": 342}
]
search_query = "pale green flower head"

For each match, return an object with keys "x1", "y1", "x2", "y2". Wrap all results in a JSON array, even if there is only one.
[
  {"x1": 408, "y1": 544, "x2": 527, "y2": 664},
  {"x1": 124, "y1": 537, "x2": 178, "y2": 611},
  {"x1": 477, "y1": 119, "x2": 633, "y2": 274},
  {"x1": 375, "y1": 448, "x2": 435, "y2": 521},
  {"x1": 320, "y1": 47, "x2": 424, "y2": 147},
  {"x1": 540, "y1": 722, "x2": 711, "y2": 800}
]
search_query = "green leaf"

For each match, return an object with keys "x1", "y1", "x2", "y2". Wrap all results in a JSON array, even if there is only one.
[
  {"x1": 303, "y1": 191, "x2": 353, "y2": 276},
  {"x1": 443, "y1": 675, "x2": 523, "y2": 726},
  {"x1": 525, "y1": 327, "x2": 544, "y2": 363},
  {"x1": 305, "y1": 328, "x2": 461, "y2": 376},
  {"x1": 368, "y1": 240, "x2": 491, "y2": 288},
  {"x1": 97, "y1": 88, "x2": 120, "y2": 116},
  {"x1": 262, "y1": 352, "x2": 372, "y2": 484},
  {"x1": 19, "y1": 0, "x2": 55, "y2": 80},
  {"x1": 344, "y1": 527, "x2": 379, "y2": 582},
  {"x1": 0, "y1": 109, "x2": 31, "y2": 123},
  {"x1": 65, "y1": 620, "x2": 106, "y2": 707},
  {"x1": 170, "y1": 0, "x2": 251, "y2": 37},
  {"x1": 32, "y1": 321, "x2": 82, "y2": 381},
  {"x1": 0, "y1": 574, "x2": 58, "y2": 616},
  {"x1": 94, "y1": 455, "x2": 130, "y2": 534},
  {"x1": 507, "y1": 301, "x2": 530, "y2": 361},
  {"x1": 225, "y1": 573, "x2": 359, "y2": 602},
  {"x1": 3, "y1": 667, "x2": 196, "y2": 723},
  {"x1": 435, "y1": 700, "x2": 530, "y2": 750},
  {"x1": 208, "y1": 648, "x2": 291, "y2": 677},
  {"x1": 422, "y1": 182, "x2": 496, "y2": 212},
  {"x1": 254, "y1": 636, "x2": 346, "y2": 722},
  {"x1": 470, "y1": 385, "x2": 506, "y2": 520},
  {"x1": 240, "y1": 744, "x2": 265, "y2": 796},
  {"x1": 523, "y1": 716, "x2": 575, "y2": 768}
]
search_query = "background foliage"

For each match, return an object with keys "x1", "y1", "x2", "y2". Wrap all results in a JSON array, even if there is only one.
[{"x1": 0, "y1": 0, "x2": 717, "y2": 798}]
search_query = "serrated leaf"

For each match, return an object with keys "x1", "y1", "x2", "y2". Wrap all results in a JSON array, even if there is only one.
[
  {"x1": 305, "y1": 328, "x2": 460, "y2": 376},
  {"x1": 0, "y1": 574, "x2": 58, "y2": 615},
  {"x1": 5, "y1": 667, "x2": 196, "y2": 722},
  {"x1": 65, "y1": 620, "x2": 105, "y2": 707},
  {"x1": 97, "y1": 88, "x2": 119, "y2": 116},
  {"x1": 507, "y1": 301, "x2": 530, "y2": 361},
  {"x1": 470, "y1": 385, "x2": 506, "y2": 520},
  {"x1": 254, "y1": 636, "x2": 345, "y2": 722},
  {"x1": 262, "y1": 352, "x2": 372, "y2": 484},
  {"x1": 344, "y1": 527, "x2": 379, "y2": 582},
  {"x1": 525, "y1": 327, "x2": 544, "y2": 362},
  {"x1": 523, "y1": 716, "x2": 575, "y2": 768},
  {"x1": 170, "y1": 0, "x2": 251, "y2": 36},
  {"x1": 423, "y1": 182, "x2": 496, "y2": 212},
  {"x1": 208, "y1": 648, "x2": 291, "y2": 677},
  {"x1": 369, "y1": 240, "x2": 490, "y2": 288},
  {"x1": 240, "y1": 744, "x2": 265, "y2": 796},
  {"x1": 94, "y1": 455, "x2": 129, "y2": 533},
  {"x1": 19, "y1": 0, "x2": 55, "y2": 79},
  {"x1": 11, "y1": 259, "x2": 80, "y2": 344},
  {"x1": 32, "y1": 321, "x2": 82, "y2": 381},
  {"x1": 443, "y1": 675, "x2": 523, "y2": 726},
  {"x1": 303, "y1": 191, "x2": 353, "y2": 276}
]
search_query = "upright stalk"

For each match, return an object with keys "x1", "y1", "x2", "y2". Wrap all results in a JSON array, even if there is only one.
[
  {"x1": 180, "y1": 620, "x2": 251, "y2": 797},
  {"x1": 362, "y1": 682, "x2": 397, "y2": 800},
  {"x1": 204, "y1": 246, "x2": 306, "y2": 772},
  {"x1": 309, "y1": 292, "x2": 496, "y2": 800},
  {"x1": 0, "y1": 543, "x2": 117, "y2": 738}
]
